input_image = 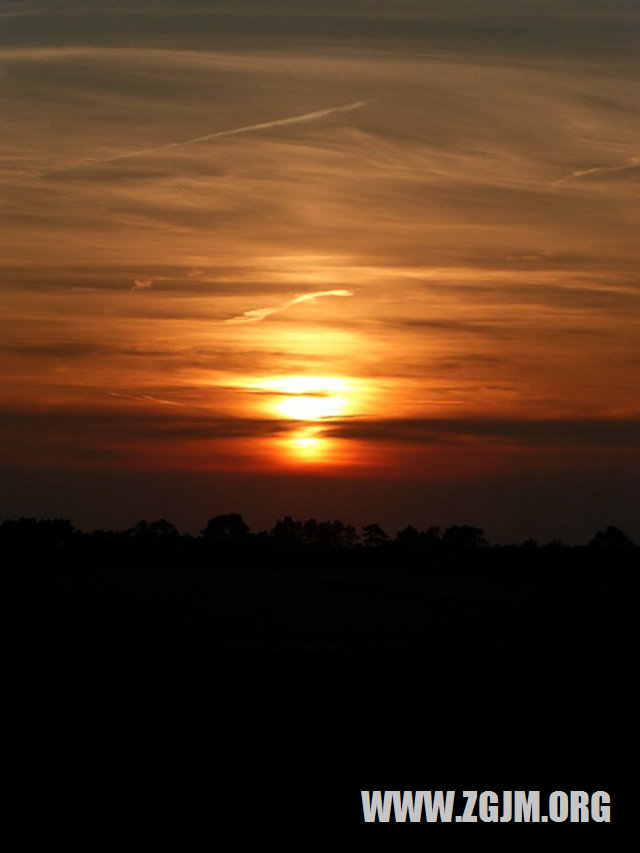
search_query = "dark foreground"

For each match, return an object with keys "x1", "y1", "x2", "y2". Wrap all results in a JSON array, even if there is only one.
[{"x1": 2, "y1": 546, "x2": 638, "y2": 842}]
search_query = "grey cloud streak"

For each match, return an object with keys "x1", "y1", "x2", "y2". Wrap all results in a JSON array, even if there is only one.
[
  {"x1": 0, "y1": 406, "x2": 293, "y2": 443},
  {"x1": 3, "y1": 403, "x2": 637, "y2": 451},
  {"x1": 321, "y1": 417, "x2": 640, "y2": 448}
]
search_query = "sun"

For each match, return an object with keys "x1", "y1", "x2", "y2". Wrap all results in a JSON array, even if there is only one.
[
  {"x1": 264, "y1": 376, "x2": 351, "y2": 421},
  {"x1": 286, "y1": 426, "x2": 331, "y2": 463}
]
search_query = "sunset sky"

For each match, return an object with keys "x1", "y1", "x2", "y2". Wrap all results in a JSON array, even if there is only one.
[{"x1": 2, "y1": 1, "x2": 639, "y2": 541}]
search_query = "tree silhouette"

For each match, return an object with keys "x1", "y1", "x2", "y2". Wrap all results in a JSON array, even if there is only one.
[
  {"x1": 202, "y1": 514, "x2": 250, "y2": 542},
  {"x1": 270, "y1": 516, "x2": 303, "y2": 548},
  {"x1": 127, "y1": 519, "x2": 179, "y2": 541},
  {"x1": 314, "y1": 519, "x2": 358, "y2": 549},
  {"x1": 395, "y1": 525, "x2": 420, "y2": 546},
  {"x1": 442, "y1": 525, "x2": 488, "y2": 549},
  {"x1": 362, "y1": 523, "x2": 390, "y2": 548},
  {"x1": 269, "y1": 517, "x2": 359, "y2": 550},
  {"x1": 588, "y1": 525, "x2": 636, "y2": 551},
  {"x1": 420, "y1": 526, "x2": 442, "y2": 548},
  {"x1": 0, "y1": 517, "x2": 78, "y2": 556}
]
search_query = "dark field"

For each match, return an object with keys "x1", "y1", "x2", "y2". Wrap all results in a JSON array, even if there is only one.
[{"x1": 2, "y1": 522, "x2": 638, "y2": 839}]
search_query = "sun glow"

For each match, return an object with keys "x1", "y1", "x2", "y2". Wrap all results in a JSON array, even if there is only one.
[{"x1": 224, "y1": 374, "x2": 374, "y2": 466}]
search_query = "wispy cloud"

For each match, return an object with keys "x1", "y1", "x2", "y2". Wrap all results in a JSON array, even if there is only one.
[
  {"x1": 0, "y1": 10, "x2": 39, "y2": 18},
  {"x1": 225, "y1": 289, "x2": 354, "y2": 324}
]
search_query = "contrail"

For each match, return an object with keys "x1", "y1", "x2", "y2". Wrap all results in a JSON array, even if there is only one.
[
  {"x1": 226, "y1": 289, "x2": 354, "y2": 325},
  {"x1": 99, "y1": 100, "x2": 368, "y2": 163},
  {"x1": 107, "y1": 391, "x2": 186, "y2": 407},
  {"x1": 17, "y1": 100, "x2": 369, "y2": 180}
]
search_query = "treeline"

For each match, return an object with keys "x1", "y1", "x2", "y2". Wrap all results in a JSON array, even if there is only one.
[{"x1": 0, "y1": 514, "x2": 637, "y2": 570}]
